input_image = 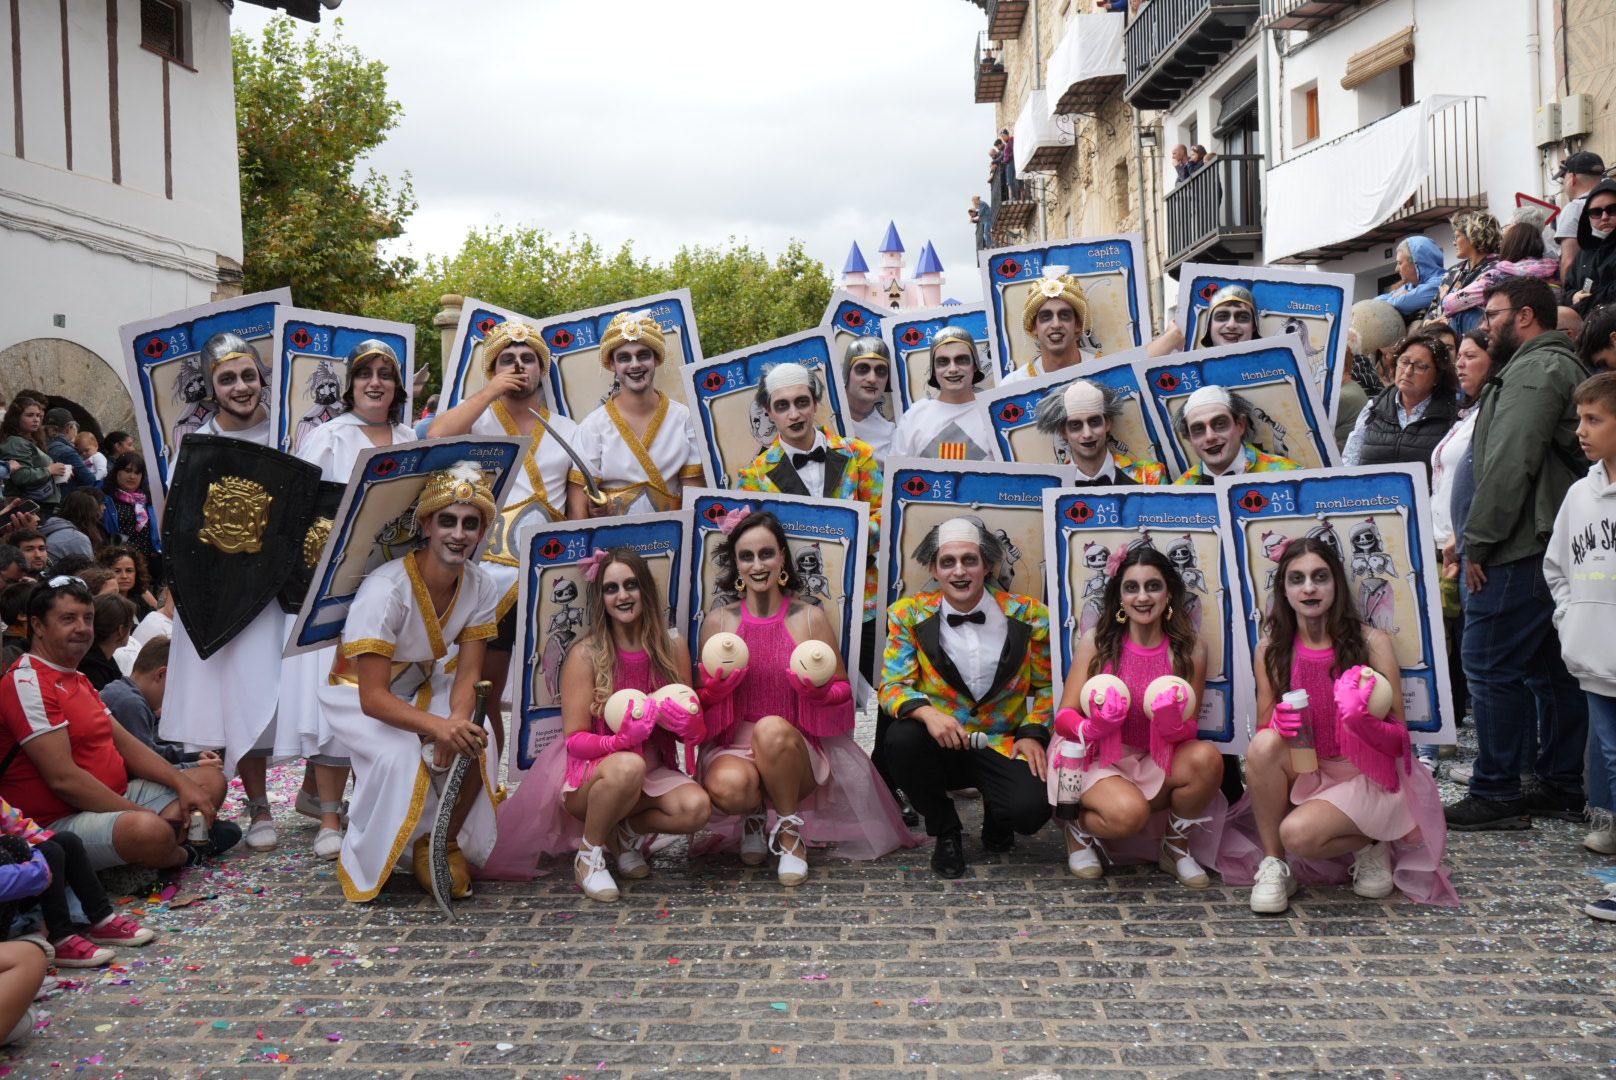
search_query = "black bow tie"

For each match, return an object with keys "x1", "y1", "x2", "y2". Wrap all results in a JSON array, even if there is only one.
[
  {"x1": 791, "y1": 446, "x2": 827, "y2": 468},
  {"x1": 946, "y1": 611, "x2": 986, "y2": 627}
]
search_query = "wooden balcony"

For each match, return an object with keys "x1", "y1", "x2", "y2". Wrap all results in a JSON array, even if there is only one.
[
  {"x1": 1124, "y1": 0, "x2": 1260, "y2": 112},
  {"x1": 1049, "y1": 12, "x2": 1126, "y2": 117},
  {"x1": 1262, "y1": 0, "x2": 1362, "y2": 32},
  {"x1": 975, "y1": 32, "x2": 1008, "y2": 104},
  {"x1": 986, "y1": 0, "x2": 1030, "y2": 41}
]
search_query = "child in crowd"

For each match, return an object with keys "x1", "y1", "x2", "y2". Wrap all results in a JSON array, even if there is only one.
[
  {"x1": 1544, "y1": 370, "x2": 1616, "y2": 921},
  {"x1": 74, "y1": 432, "x2": 106, "y2": 483}
]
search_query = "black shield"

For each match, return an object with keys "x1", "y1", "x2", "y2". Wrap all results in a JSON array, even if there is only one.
[
  {"x1": 166, "y1": 435, "x2": 323, "y2": 658},
  {"x1": 278, "y1": 480, "x2": 347, "y2": 615}
]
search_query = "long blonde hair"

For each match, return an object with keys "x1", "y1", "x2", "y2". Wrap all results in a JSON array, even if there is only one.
[{"x1": 581, "y1": 548, "x2": 681, "y2": 712}]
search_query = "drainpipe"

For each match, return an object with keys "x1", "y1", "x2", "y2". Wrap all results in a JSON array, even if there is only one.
[
  {"x1": 1133, "y1": 113, "x2": 1160, "y2": 331},
  {"x1": 1525, "y1": 0, "x2": 1544, "y2": 186},
  {"x1": 1257, "y1": 20, "x2": 1274, "y2": 264}
]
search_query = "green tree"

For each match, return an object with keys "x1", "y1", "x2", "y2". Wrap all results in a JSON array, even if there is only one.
[
  {"x1": 372, "y1": 228, "x2": 832, "y2": 388},
  {"x1": 233, "y1": 17, "x2": 416, "y2": 310}
]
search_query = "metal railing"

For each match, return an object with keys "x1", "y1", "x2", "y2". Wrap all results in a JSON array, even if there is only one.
[
  {"x1": 1261, "y1": 0, "x2": 1360, "y2": 32},
  {"x1": 974, "y1": 31, "x2": 1007, "y2": 104},
  {"x1": 1164, "y1": 154, "x2": 1264, "y2": 267},
  {"x1": 1125, "y1": 0, "x2": 1257, "y2": 106}
]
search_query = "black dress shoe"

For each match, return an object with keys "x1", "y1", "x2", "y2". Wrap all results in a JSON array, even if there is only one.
[
  {"x1": 981, "y1": 818, "x2": 1015, "y2": 854},
  {"x1": 931, "y1": 831, "x2": 967, "y2": 878},
  {"x1": 895, "y1": 790, "x2": 920, "y2": 829}
]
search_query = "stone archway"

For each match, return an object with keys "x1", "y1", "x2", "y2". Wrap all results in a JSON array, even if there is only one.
[{"x1": 0, "y1": 338, "x2": 137, "y2": 439}]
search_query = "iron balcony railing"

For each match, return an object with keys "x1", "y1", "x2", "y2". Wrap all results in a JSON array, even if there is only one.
[
  {"x1": 1164, "y1": 154, "x2": 1264, "y2": 269},
  {"x1": 1261, "y1": 0, "x2": 1361, "y2": 32},
  {"x1": 975, "y1": 31, "x2": 1008, "y2": 103}
]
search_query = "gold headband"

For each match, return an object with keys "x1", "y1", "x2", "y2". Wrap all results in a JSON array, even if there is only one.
[
  {"x1": 481, "y1": 320, "x2": 552, "y2": 378},
  {"x1": 414, "y1": 463, "x2": 496, "y2": 526},
  {"x1": 598, "y1": 310, "x2": 667, "y2": 369}
]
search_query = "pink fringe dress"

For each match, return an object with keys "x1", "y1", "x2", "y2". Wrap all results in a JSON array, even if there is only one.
[
  {"x1": 694, "y1": 600, "x2": 919, "y2": 860},
  {"x1": 1218, "y1": 642, "x2": 1458, "y2": 906},
  {"x1": 1047, "y1": 637, "x2": 1232, "y2": 869},
  {"x1": 479, "y1": 648, "x2": 699, "y2": 881}
]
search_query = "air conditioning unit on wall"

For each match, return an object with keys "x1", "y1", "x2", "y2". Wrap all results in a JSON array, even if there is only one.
[
  {"x1": 1560, "y1": 94, "x2": 1592, "y2": 139},
  {"x1": 1535, "y1": 102, "x2": 1562, "y2": 148}
]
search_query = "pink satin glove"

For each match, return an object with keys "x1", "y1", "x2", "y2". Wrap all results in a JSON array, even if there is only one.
[
  {"x1": 1086, "y1": 686, "x2": 1128, "y2": 735},
  {"x1": 1332, "y1": 666, "x2": 1377, "y2": 726},
  {"x1": 697, "y1": 661, "x2": 746, "y2": 707},
  {"x1": 1268, "y1": 701, "x2": 1303, "y2": 739},
  {"x1": 1054, "y1": 707, "x2": 1085, "y2": 743},
  {"x1": 790, "y1": 672, "x2": 852, "y2": 706},
  {"x1": 652, "y1": 695, "x2": 705, "y2": 742},
  {"x1": 1150, "y1": 685, "x2": 1197, "y2": 743},
  {"x1": 614, "y1": 699, "x2": 657, "y2": 749}
]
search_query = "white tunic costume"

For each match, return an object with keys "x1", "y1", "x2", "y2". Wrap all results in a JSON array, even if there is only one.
[
  {"x1": 160, "y1": 413, "x2": 286, "y2": 775},
  {"x1": 317, "y1": 553, "x2": 503, "y2": 901},
  {"x1": 570, "y1": 394, "x2": 705, "y2": 515},
  {"x1": 848, "y1": 410, "x2": 895, "y2": 461},
  {"x1": 890, "y1": 398, "x2": 999, "y2": 461},
  {"x1": 471, "y1": 400, "x2": 576, "y2": 621},
  {"x1": 998, "y1": 351, "x2": 1098, "y2": 384},
  {"x1": 279, "y1": 412, "x2": 416, "y2": 762}
]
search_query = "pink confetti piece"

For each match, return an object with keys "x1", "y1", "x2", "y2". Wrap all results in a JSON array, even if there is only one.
[
  {"x1": 800, "y1": 973, "x2": 828, "y2": 981},
  {"x1": 325, "y1": 1032, "x2": 342, "y2": 1042}
]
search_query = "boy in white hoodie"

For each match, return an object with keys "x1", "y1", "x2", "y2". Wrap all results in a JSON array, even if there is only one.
[{"x1": 1544, "y1": 370, "x2": 1616, "y2": 922}]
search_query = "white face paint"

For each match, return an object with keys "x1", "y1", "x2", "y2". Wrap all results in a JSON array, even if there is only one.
[
  {"x1": 420, "y1": 506, "x2": 486, "y2": 569},
  {"x1": 933, "y1": 540, "x2": 988, "y2": 611}
]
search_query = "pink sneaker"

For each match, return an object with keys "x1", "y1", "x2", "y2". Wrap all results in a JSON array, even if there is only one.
[
  {"x1": 50, "y1": 934, "x2": 114, "y2": 968},
  {"x1": 85, "y1": 914, "x2": 156, "y2": 948}
]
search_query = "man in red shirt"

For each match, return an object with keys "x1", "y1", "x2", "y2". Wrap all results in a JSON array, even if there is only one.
[{"x1": 0, "y1": 577, "x2": 231, "y2": 870}]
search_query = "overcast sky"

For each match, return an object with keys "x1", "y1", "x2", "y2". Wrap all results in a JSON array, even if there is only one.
[{"x1": 232, "y1": 0, "x2": 993, "y2": 301}]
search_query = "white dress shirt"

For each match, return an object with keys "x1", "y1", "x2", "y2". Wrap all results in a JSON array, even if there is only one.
[
  {"x1": 939, "y1": 591, "x2": 1008, "y2": 700},
  {"x1": 1072, "y1": 454, "x2": 1117, "y2": 483},
  {"x1": 783, "y1": 430, "x2": 829, "y2": 495}
]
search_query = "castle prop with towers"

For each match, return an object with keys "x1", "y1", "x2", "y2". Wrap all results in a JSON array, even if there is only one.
[{"x1": 837, "y1": 222, "x2": 952, "y2": 310}]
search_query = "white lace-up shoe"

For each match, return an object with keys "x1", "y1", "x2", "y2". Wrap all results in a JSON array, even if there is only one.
[
  {"x1": 1065, "y1": 822, "x2": 1105, "y2": 880},
  {"x1": 574, "y1": 839, "x2": 619, "y2": 902},
  {"x1": 1160, "y1": 814, "x2": 1211, "y2": 888},
  {"x1": 1250, "y1": 855, "x2": 1297, "y2": 913},
  {"x1": 740, "y1": 812, "x2": 769, "y2": 866},
  {"x1": 1350, "y1": 840, "x2": 1395, "y2": 899},
  {"x1": 614, "y1": 822, "x2": 650, "y2": 880},
  {"x1": 770, "y1": 814, "x2": 809, "y2": 886}
]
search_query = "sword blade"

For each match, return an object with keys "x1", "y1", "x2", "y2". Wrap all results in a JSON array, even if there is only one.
[{"x1": 528, "y1": 407, "x2": 608, "y2": 507}]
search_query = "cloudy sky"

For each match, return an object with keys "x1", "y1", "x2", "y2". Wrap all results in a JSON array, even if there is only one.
[{"x1": 232, "y1": 0, "x2": 993, "y2": 300}]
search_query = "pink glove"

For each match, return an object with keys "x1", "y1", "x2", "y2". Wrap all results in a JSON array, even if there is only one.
[
  {"x1": 790, "y1": 672, "x2": 852, "y2": 706},
  {"x1": 1268, "y1": 701, "x2": 1303, "y2": 739},
  {"x1": 1085, "y1": 686, "x2": 1128, "y2": 735},
  {"x1": 615, "y1": 699, "x2": 656, "y2": 749},
  {"x1": 1332, "y1": 666, "x2": 1377, "y2": 727},
  {"x1": 697, "y1": 662, "x2": 746, "y2": 707},
  {"x1": 1151, "y1": 685, "x2": 1197, "y2": 744},
  {"x1": 1054, "y1": 707, "x2": 1085, "y2": 742},
  {"x1": 652, "y1": 695, "x2": 705, "y2": 743}
]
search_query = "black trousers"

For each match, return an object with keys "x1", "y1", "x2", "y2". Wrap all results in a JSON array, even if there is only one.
[
  {"x1": 884, "y1": 716, "x2": 1051, "y2": 838},
  {"x1": 32, "y1": 832, "x2": 112, "y2": 939},
  {"x1": 1221, "y1": 753, "x2": 1245, "y2": 804}
]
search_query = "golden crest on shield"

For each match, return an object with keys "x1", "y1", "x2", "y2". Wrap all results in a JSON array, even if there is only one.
[{"x1": 198, "y1": 476, "x2": 273, "y2": 554}]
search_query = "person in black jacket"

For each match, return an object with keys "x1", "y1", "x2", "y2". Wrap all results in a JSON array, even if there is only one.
[
  {"x1": 1571, "y1": 179, "x2": 1616, "y2": 317},
  {"x1": 1341, "y1": 333, "x2": 1459, "y2": 471}
]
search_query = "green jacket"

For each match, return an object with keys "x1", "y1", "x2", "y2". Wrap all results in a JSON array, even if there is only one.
[
  {"x1": 1464, "y1": 329, "x2": 1588, "y2": 566},
  {"x1": 0, "y1": 436, "x2": 60, "y2": 505}
]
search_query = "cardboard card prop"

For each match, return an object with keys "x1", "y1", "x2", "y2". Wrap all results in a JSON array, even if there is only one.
[
  {"x1": 1044, "y1": 487, "x2": 1242, "y2": 751},
  {"x1": 1135, "y1": 335, "x2": 1340, "y2": 476},
  {"x1": 511, "y1": 511, "x2": 692, "y2": 774},
  {"x1": 285, "y1": 436, "x2": 525, "y2": 655},
  {"x1": 443, "y1": 291, "x2": 703, "y2": 420},
  {"x1": 822, "y1": 291, "x2": 898, "y2": 427},
  {"x1": 685, "y1": 490, "x2": 870, "y2": 681},
  {"x1": 885, "y1": 302, "x2": 997, "y2": 415},
  {"x1": 682, "y1": 329, "x2": 846, "y2": 488},
  {"x1": 980, "y1": 346, "x2": 1169, "y2": 469},
  {"x1": 980, "y1": 236, "x2": 1150, "y2": 379},
  {"x1": 878, "y1": 458, "x2": 1074, "y2": 650},
  {"x1": 1216, "y1": 464, "x2": 1454, "y2": 746},
  {"x1": 121, "y1": 288, "x2": 292, "y2": 510},
  {"x1": 1175, "y1": 262, "x2": 1353, "y2": 420},
  {"x1": 269, "y1": 308, "x2": 414, "y2": 455}
]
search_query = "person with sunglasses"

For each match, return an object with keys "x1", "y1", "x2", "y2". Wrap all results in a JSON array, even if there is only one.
[{"x1": 1570, "y1": 179, "x2": 1616, "y2": 317}]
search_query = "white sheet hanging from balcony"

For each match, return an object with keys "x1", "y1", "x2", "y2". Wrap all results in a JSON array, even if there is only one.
[
  {"x1": 1014, "y1": 89, "x2": 1072, "y2": 174},
  {"x1": 1046, "y1": 12, "x2": 1125, "y2": 105},
  {"x1": 1264, "y1": 95, "x2": 1471, "y2": 263}
]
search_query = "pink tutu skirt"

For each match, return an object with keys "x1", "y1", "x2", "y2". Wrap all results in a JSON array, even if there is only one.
[
  {"x1": 700, "y1": 720, "x2": 831, "y2": 788},
  {"x1": 1291, "y1": 756, "x2": 1415, "y2": 842},
  {"x1": 1046, "y1": 737, "x2": 1167, "y2": 805}
]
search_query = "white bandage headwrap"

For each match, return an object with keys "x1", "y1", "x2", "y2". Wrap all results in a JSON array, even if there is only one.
[
  {"x1": 763, "y1": 362, "x2": 813, "y2": 396},
  {"x1": 1182, "y1": 384, "x2": 1234, "y2": 421},
  {"x1": 1062, "y1": 380, "x2": 1107, "y2": 417},
  {"x1": 937, "y1": 517, "x2": 983, "y2": 548}
]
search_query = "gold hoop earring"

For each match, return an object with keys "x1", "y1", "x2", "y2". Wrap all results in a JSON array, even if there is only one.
[
  {"x1": 1114, "y1": 608, "x2": 1128, "y2": 624},
  {"x1": 735, "y1": 575, "x2": 745, "y2": 592},
  {"x1": 778, "y1": 568, "x2": 790, "y2": 587},
  {"x1": 1165, "y1": 605, "x2": 1174, "y2": 622}
]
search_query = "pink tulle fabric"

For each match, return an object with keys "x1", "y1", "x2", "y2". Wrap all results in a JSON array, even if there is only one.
[{"x1": 692, "y1": 600, "x2": 920, "y2": 861}]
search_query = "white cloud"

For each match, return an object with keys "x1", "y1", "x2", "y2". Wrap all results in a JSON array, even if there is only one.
[{"x1": 231, "y1": 0, "x2": 993, "y2": 300}]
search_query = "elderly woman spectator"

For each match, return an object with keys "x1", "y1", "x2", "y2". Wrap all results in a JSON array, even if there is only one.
[
  {"x1": 1442, "y1": 222, "x2": 1559, "y2": 321},
  {"x1": 1427, "y1": 212, "x2": 1503, "y2": 335},
  {"x1": 1342, "y1": 333, "x2": 1459, "y2": 471},
  {"x1": 1376, "y1": 237, "x2": 1446, "y2": 318}
]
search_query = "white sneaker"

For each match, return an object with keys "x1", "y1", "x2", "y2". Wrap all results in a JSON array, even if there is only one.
[
  {"x1": 740, "y1": 813, "x2": 768, "y2": 866},
  {"x1": 313, "y1": 827, "x2": 343, "y2": 860},
  {"x1": 1, "y1": 1006, "x2": 34, "y2": 1048},
  {"x1": 1585, "y1": 808, "x2": 1616, "y2": 855},
  {"x1": 770, "y1": 814, "x2": 808, "y2": 886},
  {"x1": 243, "y1": 800, "x2": 277, "y2": 852},
  {"x1": 1064, "y1": 822, "x2": 1105, "y2": 880},
  {"x1": 1351, "y1": 840, "x2": 1395, "y2": 899},
  {"x1": 1160, "y1": 814, "x2": 1211, "y2": 888},
  {"x1": 1250, "y1": 855, "x2": 1297, "y2": 914},
  {"x1": 574, "y1": 839, "x2": 619, "y2": 903},
  {"x1": 614, "y1": 822, "x2": 650, "y2": 880}
]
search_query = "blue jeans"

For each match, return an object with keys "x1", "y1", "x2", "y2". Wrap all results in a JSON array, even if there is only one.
[
  {"x1": 1460, "y1": 553, "x2": 1587, "y2": 800},
  {"x1": 1587, "y1": 693, "x2": 1616, "y2": 813}
]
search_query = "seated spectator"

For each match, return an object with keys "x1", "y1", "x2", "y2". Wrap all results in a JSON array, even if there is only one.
[
  {"x1": 74, "y1": 431, "x2": 106, "y2": 484},
  {"x1": 0, "y1": 547, "x2": 24, "y2": 586},
  {"x1": 102, "y1": 432, "x2": 135, "y2": 461},
  {"x1": 96, "y1": 546, "x2": 158, "y2": 620},
  {"x1": 101, "y1": 638, "x2": 212, "y2": 768},
  {"x1": 8, "y1": 532, "x2": 46, "y2": 578},
  {"x1": 99, "y1": 454, "x2": 160, "y2": 578},
  {"x1": 1579, "y1": 303, "x2": 1616, "y2": 371},
  {"x1": 1427, "y1": 212, "x2": 1502, "y2": 334},
  {"x1": 0, "y1": 577, "x2": 235, "y2": 871},
  {"x1": 1571, "y1": 179, "x2": 1616, "y2": 316},
  {"x1": 79, "y1": 593, "x2": 135, "y2": 691},
  {"x1": 1343, "y1": 333, "x2": 1459, "y2": 471},
  {"x1": 1442, "y1": 222, "x2": 1559, "y2": 320},
  {"x1": 1375, "y1": 237, "x2": 1446, "y2": 317},
  {"x1": 41, "y1": 491, "x2": 102, "y2": 567},
  {"x1": 0, "y1": 583, "x2": 31, "y2": 666},
  {"x1": 114, "y1": 592, "x2": 173, "y2": 677},
  {"x1": 41, "y1": 410, "x2": 94, "y2": 496},
  {"x1": 0, "y1": 397, "x2": 69, "y2": 514}
]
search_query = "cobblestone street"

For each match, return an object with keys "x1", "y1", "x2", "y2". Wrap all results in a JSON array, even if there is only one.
[{"x1": 6, "y1": 726, "x2": 1615, "y2": 1080}]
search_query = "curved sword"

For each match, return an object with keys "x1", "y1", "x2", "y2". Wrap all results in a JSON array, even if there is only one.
[{"x1": 528, "y1": 406, "x2": 608, "y2": 508}]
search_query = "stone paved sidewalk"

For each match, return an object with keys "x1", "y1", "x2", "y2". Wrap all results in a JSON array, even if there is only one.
[{"x1": 5, "y1": 733, "x2": 1615, "y2": 1079}]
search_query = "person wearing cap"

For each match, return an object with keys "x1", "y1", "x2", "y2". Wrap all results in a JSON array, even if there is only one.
[
  {"x1": 566, "y1": 311, "x2": 705, "y2": 519},
  {"x1": 1171, "y1": 385, "x2": 1301, "y2": 486},
  {"x1": 316, "y1": 463, "x2": 504, "y2": 903},
  {"x1": 880, "y1": 516, "x2": 1052, "y2": 878},
  {"x1": 284, "y1": 340, "x2": 418, "y2": 860},
  {"x1": 890, "y1": 328, "x2": 998, "y2": 461},
  {"x1": 430, "y1": 319, "x2": 588, "y2": 747},
  {"x1": 1034, "y1": 379, "x2": 1164, "y2": 484},
  {"x1": 162, "y1": 332, "x2": 287, "y2": 852},
  {"x1": 41, "y1": 410, "x2": 95, "y2": 496},
  {"x1": 1555, "y1": 150, "x2": 1607, "y2": 286},
  {"x1": 1002, "y1": 273, "x2": 1097, "y2": 383},
  {"x1": 738, "y1": 362, "x2": 884, "y2": 683},
  {"x1": 841, "y1": 337, "x2": 895, "y2": 461}
]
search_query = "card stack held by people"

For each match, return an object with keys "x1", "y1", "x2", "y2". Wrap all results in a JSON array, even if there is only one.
[{"x1": 4, "y1": 0, "x2": 1616, "y2": 1071}]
